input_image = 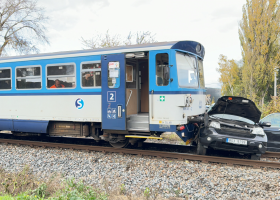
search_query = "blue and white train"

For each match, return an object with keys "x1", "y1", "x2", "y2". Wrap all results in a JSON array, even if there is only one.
[{"x1": 0, "y1": 41, "x2": 206, "y2": 147}]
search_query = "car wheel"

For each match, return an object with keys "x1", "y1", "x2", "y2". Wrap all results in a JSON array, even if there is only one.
[
  {"x1": 197, "y1": 141, "x2": 207, "y2": 155},
  {"x1": 250, "y1": 154, "x2": 261, "y2": 160}
]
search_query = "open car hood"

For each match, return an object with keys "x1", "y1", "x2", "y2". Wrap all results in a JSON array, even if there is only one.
[{"x1": 208, "y1": 96, "x2": 261, "y2": 123}]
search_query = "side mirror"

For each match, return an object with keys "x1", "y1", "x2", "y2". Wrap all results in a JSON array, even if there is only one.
[
  {"x1": 163, "y1": 66, "x2": 170, "y2": 81},
  {"x1": 259, "y1": 121, "x2": 271, "y2": 127}
]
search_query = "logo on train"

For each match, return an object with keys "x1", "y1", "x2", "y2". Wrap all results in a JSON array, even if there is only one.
[{"x1": 75, "y1": 98, "x2": 84, "y2": 109}]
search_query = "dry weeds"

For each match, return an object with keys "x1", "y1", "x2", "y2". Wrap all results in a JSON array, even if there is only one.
[{"x1": 0, "y1": 166, "x2": 186, "y2": 199}]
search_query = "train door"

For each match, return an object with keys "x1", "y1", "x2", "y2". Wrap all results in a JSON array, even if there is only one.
[
  {"x1": 149, "y1": 50, "x2": 174, "y2": 130},
  {"x1": 101, "y1": 54, "x2": 126, "y2": 130}
]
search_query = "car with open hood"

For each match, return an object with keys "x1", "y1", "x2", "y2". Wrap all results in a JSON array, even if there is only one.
[{"x1": 197, "y1": 96, "x2": 269, "y2": 160}]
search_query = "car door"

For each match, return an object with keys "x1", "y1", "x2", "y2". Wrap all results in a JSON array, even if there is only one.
[{"x1": 260, "y1": 113, "x2": 280, "y2": 152}]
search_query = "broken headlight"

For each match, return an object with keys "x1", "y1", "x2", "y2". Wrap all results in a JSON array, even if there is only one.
[
  {"x1": 209, "y1": 121, "x2": 220, "y2": 129},
  {"x1": 251, "y1": 127, "x2": 265, "y2": 136}
]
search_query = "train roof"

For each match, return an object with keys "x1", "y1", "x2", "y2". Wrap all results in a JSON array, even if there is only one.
[{"x1": 0, "y1": 40, "x2": 205, "y2": 64}]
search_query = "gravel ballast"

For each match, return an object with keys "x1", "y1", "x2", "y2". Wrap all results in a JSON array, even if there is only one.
[{"x1": 1, "y1": 143, "x2": 280, "y2": 199}]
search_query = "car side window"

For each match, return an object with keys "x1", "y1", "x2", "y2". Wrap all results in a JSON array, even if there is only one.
[{"x1": 261, "y1": 113, "x2": 280, "y2": 127}]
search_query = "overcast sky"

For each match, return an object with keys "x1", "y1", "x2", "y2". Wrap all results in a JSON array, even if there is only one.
[{"x1": 37, "y1": 0, "x2": 246, "y2": 88}]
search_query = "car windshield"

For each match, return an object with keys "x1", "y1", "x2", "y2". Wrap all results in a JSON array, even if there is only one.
[
  {"x1": 210, "y1": 114, "x2": 254, "y2": 124},
  {"x1": 261, "y1": 113, "x2": 280, "y2": 127}
]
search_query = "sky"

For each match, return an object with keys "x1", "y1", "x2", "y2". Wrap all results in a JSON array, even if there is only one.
[{"x1": 37, "y1": 0, "x2": 246, "y2": 88}]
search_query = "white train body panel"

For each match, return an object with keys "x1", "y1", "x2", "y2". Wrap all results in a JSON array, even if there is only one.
[
  {"x1": 149, "y1": 94, "x2": 206, "y2": 125},
  {"x1": 0, "y1": 95, "x2": 101, "y2": 122}
]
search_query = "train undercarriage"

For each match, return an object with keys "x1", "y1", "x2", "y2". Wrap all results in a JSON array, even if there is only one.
[{"x1": 10, "y1": 121, "x2": 162, "y2": 148}]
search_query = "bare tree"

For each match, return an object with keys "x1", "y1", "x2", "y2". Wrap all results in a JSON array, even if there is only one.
[
  {"x1": 0, "y1": 0, "x2": 49, "y2": 56},
  {"x1": 81, "y1": 30, "x2": 122, "y2": 49},
  {"x1": 125, "y1": 31, "x2": 157, "y2": 45},
  {"x1": 81, "y1": 30, "x2": 157, "y2": 49}
]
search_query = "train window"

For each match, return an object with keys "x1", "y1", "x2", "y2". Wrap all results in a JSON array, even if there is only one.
[
  {"x1": 198, "y1": 59, "x2": 205, "y2": 89},
  {"x1": 0, "y1": 68, "x2": 11, "y2": 90},
  {"x1": 156, "y1": 53, "x2": 169, "y2": 86},
  {"x1": 176, "y1": 52, "x2": 198, "y2": 88},
  {"x1": 46, "y1": 64, "x2": 76, "y2": 88},
  {"x1": 126, "y1": 64, "x2": 136, "y2": 89},
  {"x1": 81, "y1": 62, "x2": 101, "y2": 88},
  {"x1": 108, "y1": 62, "x2": 120, "y2": 88},
  {"x1": 16, "y1": 66, "x2": 41, "y2": 89}
]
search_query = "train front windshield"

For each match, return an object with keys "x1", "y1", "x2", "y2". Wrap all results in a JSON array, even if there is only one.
[{"x1": 176, "y1": 52, "x2": 205, "y2": 89}]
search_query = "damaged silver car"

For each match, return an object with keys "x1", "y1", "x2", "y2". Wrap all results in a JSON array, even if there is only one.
[{"x1": 196, "y1": 96, "x2": 270, "y2": 160}]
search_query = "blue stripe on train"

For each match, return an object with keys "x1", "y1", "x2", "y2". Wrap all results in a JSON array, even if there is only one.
[
  {"x1": 149, "y1": 124, "x2": 177, "y2": 132},
  {"x1": 0, "y1": 119, "x2": 48, "y2": 133},
  {"x1": 0, "y1": 92, "x2": 101, "y2": 96}
]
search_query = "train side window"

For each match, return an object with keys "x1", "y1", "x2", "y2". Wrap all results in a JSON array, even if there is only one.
[
  {"x1": 81, "y1": 62, "x2": 101, "y2": 88},
  {"x1": 198, "y1": 58, "x2": 205, "y2": 89},
  {"x1": 46, "y1": 64, "x2": 76, "y2": 88},
  {"x1": 156, "y1": 53, "x2": 169, "y2": 86},
  {"x1": 16, "y1": 66, "x2": 41, "y2": 89},
  {"x1": 0, "y1": 68, "x2": 11, "y2": 90}
]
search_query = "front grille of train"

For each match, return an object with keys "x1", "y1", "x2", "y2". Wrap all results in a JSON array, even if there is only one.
[{"x1": 215, "y1": 124, "x2": 256, "y2": 138}]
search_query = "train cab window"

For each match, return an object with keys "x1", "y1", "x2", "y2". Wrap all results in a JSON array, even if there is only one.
[
  {"x1": 198, "y1": 58, "x2": 205, "y2": 89},
  {"x1": 176, "y1": 52, "x2": 198, "y2": 88},
  {"x1": 0, "y1": 68, "x2": 11, "y2": 90},
  {"x1": 16, "y1": 66, "x2": 41, "y2": 89},
  {"x1": 47, "y1": 64, "x2": 75, "y2": 88},
  {"x1": 81, "y1": 62, "x2": 101, "y2": 88},
  {"x1": 156, "y1": 53, "x2": 169, "y2": 86}
]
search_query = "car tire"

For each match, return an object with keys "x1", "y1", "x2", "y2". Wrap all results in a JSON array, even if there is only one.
[
  {"x1": 250, "y1": 154, "x2": 261, "y2": 160},
  {"x1": 197, "y1": 141, "x2": 207, "y2": 155}
]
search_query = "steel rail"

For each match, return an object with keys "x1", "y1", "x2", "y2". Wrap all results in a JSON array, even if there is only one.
[
  {"x1": 145, "y1": 142, "x2": 280, "y2": 159},
  {"x1": 1, "y1": 138, "x2": 280, "y2": 169},
  {"x1": 262, "y1": 151, "x2": 280, "y2": 159}
]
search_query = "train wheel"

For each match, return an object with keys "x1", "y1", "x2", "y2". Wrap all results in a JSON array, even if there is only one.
[{"x1": 109, "y1": 139, "x2": 129, "y2": 148}]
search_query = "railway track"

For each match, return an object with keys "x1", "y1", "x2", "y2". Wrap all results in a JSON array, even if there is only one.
[
  {"x1": 261, "y1": 151, "x2": 280, "y2": 159},
  {"x1": 1, "y1": 138, "x2": 280, "y2": 169},
  {"x1": 144, "y1": 142, "x2": 280, "y2": 159}
]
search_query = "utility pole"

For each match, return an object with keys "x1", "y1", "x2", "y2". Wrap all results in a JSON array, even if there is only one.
[
  {"x1": 275, "y1": 68, "x2": 279, "y2": 96},
  {"x1": 274, "y1": 67, "x2": 278, "y2": 107},
  {"x1": 275, "y1": 70, "x2": 277, "y2": 97}
]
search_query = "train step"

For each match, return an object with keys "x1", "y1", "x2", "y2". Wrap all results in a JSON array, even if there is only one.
[{"x1": 127, "y1": 113, "x2": 149, "y2": 131}]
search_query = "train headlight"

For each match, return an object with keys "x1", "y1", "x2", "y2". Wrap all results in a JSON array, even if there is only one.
[
  {"x1": 251, "y1": 127, "x2": 265, "y2": 136},
  {"x1": 209, "y1": 121, "x2": 220, "y2": 129}
]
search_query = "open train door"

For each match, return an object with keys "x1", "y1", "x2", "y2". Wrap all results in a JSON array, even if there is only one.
[{"x1": 101, "y1": 54, "x2": 126, "y2": 130}]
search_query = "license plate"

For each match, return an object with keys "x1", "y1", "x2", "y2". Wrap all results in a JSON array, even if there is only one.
[{"x1": 226, "y1": 138, "x2": 247, "y2": 145}]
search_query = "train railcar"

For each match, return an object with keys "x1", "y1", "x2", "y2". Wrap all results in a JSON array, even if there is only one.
[{"x1": 0, "y1": 41, "x2": 206, "y2": 147}]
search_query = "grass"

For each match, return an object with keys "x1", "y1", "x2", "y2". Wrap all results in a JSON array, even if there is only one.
[
  {"x1": 161, "y1": 132, "x2": 186, "y2": 145},
  {"x1": 0, "y1": 166, "x2": 186, "y2": 199},
  {"x1": 0, "y1": 166, "x2": 108, "y2": 200}
]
